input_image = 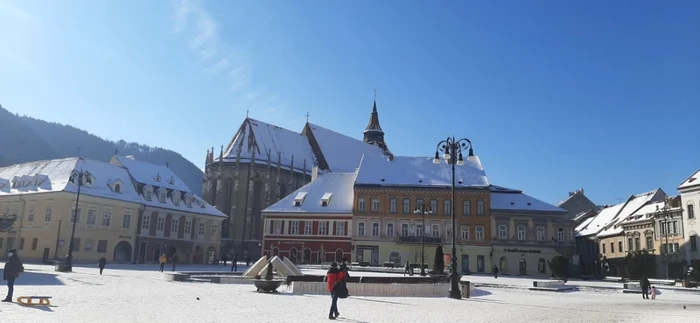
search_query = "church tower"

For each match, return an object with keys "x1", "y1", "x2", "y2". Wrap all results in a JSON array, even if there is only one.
[{"x1": 363, "y1": 97, "x2": 392, "y2": 156}]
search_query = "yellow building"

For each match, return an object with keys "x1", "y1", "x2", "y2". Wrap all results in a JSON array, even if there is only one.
[{"x1": 0, "y1": 158, "x2": 143, "y2": 262}]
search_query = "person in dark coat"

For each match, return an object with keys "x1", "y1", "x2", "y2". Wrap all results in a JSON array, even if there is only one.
[
  {"x1": 493, "y1": 265, "x2": 499, "y2": 279},
  {"x1": 230, "y1": 254, "x2": 239, "y2": 272},
  {"x1": 324, "y1": 262, "x2": 347, "y2": 320},
  {"x1": 98, "y1": 255, "x2": 107, "y2": 275},
  {"x1": 3, "y1": 249, "x2": 24, "y2": 302},
  {"x1": 640, "y1": 276, "x2": 651, "y2": 299},
  {"x1": 171, "y1": 253, "x2": 179, "y2": 271}
]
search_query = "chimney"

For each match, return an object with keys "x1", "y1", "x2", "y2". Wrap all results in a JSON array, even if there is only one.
[
  {"x1": 568, "y1": 192, "x2": 575, "y2": 197},
  {"x1": 388, "y1": 153, "x2": 394, "y2": 161},
  {"x1": 311, "y1": 166, "x2": 319, "y2": 181}
]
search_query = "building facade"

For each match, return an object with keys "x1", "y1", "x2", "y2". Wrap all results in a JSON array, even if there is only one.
[
  {"x1": 490, "y1": 188, "x2": 575, "y2": 277},
  {"x1": 261, "y1": 171, "x2": 355, "y2": 263},
  {"x1": 111, "y1": 156, "x2": 226, "y2": 264},
  {"x1": 678, "y1": 169, "x2": 700, "y2": 274},
  {"x1": 202, "y1": 100, "x2": 392, "y2": 257},
  {"x1": 0, "y1": 158, "x2": 143, "y2": 262},
  {"x1": 352, "y1": 154, "x2": 492, "y2": 273}
]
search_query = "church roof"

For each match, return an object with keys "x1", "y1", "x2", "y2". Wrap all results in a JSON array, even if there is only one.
[
  {"x1": 222, "y1": 118, "x2": 317, "y2": 173},
  {"x1": 306, "y1": 123, "x2": 386, "y2": 173}
]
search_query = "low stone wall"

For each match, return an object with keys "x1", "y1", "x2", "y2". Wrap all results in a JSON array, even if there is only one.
[
  {"x1": 299, "y1": 265, "x2": 405, "y2": 274},
  {"x1": 622, "y1": 283, "x2": 642, "y2": 294},
  {"x1": 530, "y1": 280, "x2": 572, "y2": 291},
  {"x1": 292, "y1": 281, "x2": 474, "y2": 297},
  {"x1": 163, "y1": 272, "x2": 190, "y2": 282}
]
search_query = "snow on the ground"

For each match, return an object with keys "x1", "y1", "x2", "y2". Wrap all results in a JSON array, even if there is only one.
[{"x1": 1, "y1": 264, "x2": 698, "y2": 323}]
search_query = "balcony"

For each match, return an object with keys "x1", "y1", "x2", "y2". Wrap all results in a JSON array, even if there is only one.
[{"x1": 397, "y1": 235, "x2": 443, "y2": 245}]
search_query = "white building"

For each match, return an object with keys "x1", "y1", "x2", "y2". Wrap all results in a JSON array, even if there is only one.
[{"x1": 678, "y1": 169, "x2": 700, "y2": 271}]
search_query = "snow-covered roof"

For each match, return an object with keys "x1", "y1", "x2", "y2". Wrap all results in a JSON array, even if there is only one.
[
  {"x1": 575, "y1": 203, "x2": 626, "y2": 237},
  {"x1": 221, "y1": 118, "x2": 317, "y2": 172},
  {"x1": 306, "y1": 123, "x2": 386, "y2": 172},
  {"x1": 490, "y1": 185, "x2": 521, "y2": 193},
  {"x1": 577, "y1": 217, "x2": 596, "y2": 233},
  {"x1": 0, "y1": 157, "x2": 142, "y2": 203},
  {"x1": 618, "y1": 202, "x2": 664, "y2": 226},
  {"x1": 678, "y1": 168, "x2": 700, "y2": 190},
  {"x1": 491, "y1": 192, "x2": 566, "y2": 213},
  {"x1": 355, "y1": 154, "x2": 490, "y2": 188},
  {"x1": 262, "y1": 172, "x2": 356, "y2": 214},
  {"x1": 110, "y1": 156, "x2": 225, "y2": 218},
  {"x1": 596, "y1": 189, "x2": 666, "y2": 238}
]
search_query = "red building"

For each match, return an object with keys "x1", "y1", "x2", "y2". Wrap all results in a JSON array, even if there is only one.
[{"x1": 262, "y1": 171, "x2": 355, "y2": 264}]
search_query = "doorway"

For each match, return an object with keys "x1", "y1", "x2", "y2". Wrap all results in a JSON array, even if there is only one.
[
  {"x1": 138, "y1": 241, "x2": 147, "y2": 264},
  {"x1": 153, "y1": 242, "x2": 162, "y2": 263},
  {"x1": 42, "y1": 248, "x2": 50, "y2": 263},
  {"x1": 461, "y1": 255, "x2": 470, "y2": 274},
  {"x1": 519, "y1": 258, "x2": 527, "y2": 275}
]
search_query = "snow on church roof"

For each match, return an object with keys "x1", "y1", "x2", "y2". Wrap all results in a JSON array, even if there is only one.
[
  {"x1": 0, "y1": 157, "x2": 142, "y2": 203},
  {"x1": 222, "y1": 118, "x2": 317, "y2": 172},
  {"x1": 491, "y1": 192, "x2": 565, "y2": 213},
  {"x1": 355, "y1": 154, "x2": 490, "y2": 188},
  {"x1": 263, "y1": 172, "x2": 356, "y2": 214},
  {"x1": 307, "y1": 123, "x2": 386, "y2": 172}
]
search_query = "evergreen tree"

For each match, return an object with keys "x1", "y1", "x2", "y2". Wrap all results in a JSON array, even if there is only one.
[
  {"x1": 548, "y1": 255, "x2": 570, "y2": 278},
  {"x1": 433, "y1": 245, "x2": 445, "y2": 274},
  {"x1": 624, "y1": 250, "x2": 656, "y2": 279}
]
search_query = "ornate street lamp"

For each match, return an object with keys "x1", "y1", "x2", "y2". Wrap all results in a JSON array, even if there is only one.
[
  {"x1": 66, "y1": 169, "x2": 91, "y2": 271},
  {"x1": 414, "y1": 204, "x2": 434, "y2": 276},
  {"x1": 655, "y1": 198, "x2": 673, "y2": 279},
  {"x1": 433, "y1": 136, "x2": 474, "y2": 300}
]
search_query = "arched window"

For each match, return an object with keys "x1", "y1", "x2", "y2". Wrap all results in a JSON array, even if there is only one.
[
  {"x1": 335, "y1": 249, "x2": 344, "y2": 262},
  {"x1": 272, "y1": 247, "x2": 279, "y2": 256},
  {"x1": 289, "y1": 248, "x2": 298, "y2": 263},
  {"x1": 303, "y1": 248, "x2": 311, "y2": 264},
  {"x1": 389, "y1": 251, "x2": 402, "y2": 266},
  {"x1": 538, "y1": 258, "x2": 546, "y2": 274},
  {"x1": 499, "y1": 257, "x2": 508, "y2": 273}
]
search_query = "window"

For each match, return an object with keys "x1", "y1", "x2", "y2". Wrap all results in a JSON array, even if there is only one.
[
  {"x1": 462, "y1": 200, "x2": 471, "y2": 216},
  {"x1": 691, "y1": 235, "x2": 698, "y2": 251},
  {"x1": 431, "y1": 224, "x2": 440, "y2": 238},
  {"x1": 673, "y1": 242, "x2": 680, "y2": 253},
  {"x1": 319, "y1": 222, "x2": 327, "y2": 235},
  {"x1": 211, "y1": 224, "x2": 218, "y2": 236},
  {"x1": 27, "y1": 207, "x2": 35, "y2": 222},
  {"x1": 336, "y1": 222, "x2": 345, "y2": 235},
  {"x1": 170, "y1": 217, "x2": 179, "y2": 233},
  {"x1": 84, "y1": 239, "x2": 92, "y2": 251},
  {"x1": 371, "y1": 223, "x2": 380, "y2": 236},
  {"x1": 446, "y1": 226, "x2": 452, "y2": 239},
  {"x1": 517, "y1": 226, "x2": 526, "y2": 240},
  {"x1": 618, "y1": 241, "x2": 622, "y2": 253},
  {"x1": 45, "y1": 206, "x2": 52, "y2": 222},
  {"x1": 602, "y1": 243, "x2": 606, "y2": 254},
  {"x1": 610, "y1": 242, "x2": 614, "y2": 253},
  {"x1": 536, "y1": 227, "x2": 545, "y2": 241},
  {"x1": 627, "y1": 238, "x2": 633, "y2": 251},
  {"x1": 370, "y1": 198, "x2": 380, "y2": 212},
  {"x1": 357, "y1": 222, "x2": 365, "y2": 236},
  {"x1": 71, "y1": 206, "x2": 82, "y2": 224},
  {"x1": 159, "y1": 191, "x2": 166, "y2": 202},
  {"x1": 304, "y1": 222, "x2": 312, "y2": 235},
  {"x1": 498, "y1": 224, "x2": 508, "y2": 240},
  {"x1": 184, "y1": 219, "x2": 192, "y2": 235},
  {"x1": 634, "y1": 237, "x2": 641, "y2": 251},
  {"x1": 476, "y1": 226, "x2": 484, "y2": 241},
  {"x1": 97, "y1": 240, "x2": 108, "y2": 253},
  {"x1": 557, "y1": 227, "x2": 565, "y2": 241},
  {"x1": 157, "y1": 217, "x2": 165, "y2": 232},
  {"x1": 401, "y1": 223, "x2": 409, "y2": 236},
  {"x1": 17, "y1": 238, "x2": 24, "y2": 250},
  {"x1": 646, "y1": 236, "x2": 653, "y2": 250},
  {"x1": 172, "y1": 193, "x2": 180, "y2": 205},
  {"x1": 114, "y1": 183, "x2": 121, "y2": 193},
  {"x1": 87, "y1": 209, "x2": 97, "y2": 226},
  {"x1": 273, "y1": 220, "x2": 282, "y2": 234},
  {"x1": 386, "y1": 223, "x2": 395, "y2": 237},
  {"x1": 199, "y1": 222, "x2": 206, "y2": 235},
  {"x1": 102, "y1": 210, "x2": 112, "y2": 227},
  {"x1": 402, "y1": 198, "x2": 411, "y2": 213},
  {"x1": 415, "y1": 223, "x2": 423, "y2": 236},
  {"x1": 357, "y1": 198, "x2": 366, "y2": 212},
  {"x1": 430, "y1": 200, "x2": 438, "y2": 214},
  {"x1": 538, "y1": 258, "x2": 547, "y2": 274},
  {"x1": 71, "y1": 238, "x2": 81, "y2": 251},
  {"x1": 31, "y1": 238, "x2": 38, "y2": 250},
  {"x1": 461, "y1": 225, "x2": 470, "y2": 240},
  {"x1": 389, "y1": 198, "x2": 397, "y2": 213},
  {"x1": 145, "y1": 189, "x2": 152, "y2": 200},
  {"x1": 444, "y1": 200, "x2": 452, "y2": 215},
  {"x1": 476, "y1": 200, "x2": 485, "y2": 215},
  {"x1": 290, "y1": 221, "x2": 300, "y2": 235},
  {"x1": 122, "y1": 212, "x2": 132, "y2": 229},
  {"x1": 688, "y1": 204, "x2": 695, "y2": 219}
]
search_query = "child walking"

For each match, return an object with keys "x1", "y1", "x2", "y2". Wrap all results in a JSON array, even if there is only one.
[{"x1": 651, "y1": 286, "x2": 657, "y2": 300}]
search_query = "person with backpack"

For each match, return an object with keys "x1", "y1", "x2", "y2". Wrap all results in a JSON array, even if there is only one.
[
  {"x1": 324, "y1": 262, "x2": 348, "y2": 320},
  {"x1": 2, "y1": 249, "x2": 24, "y2": 303}
]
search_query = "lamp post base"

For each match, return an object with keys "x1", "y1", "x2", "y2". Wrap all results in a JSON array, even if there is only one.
[{"x1": 448, "y1": 269, "x2": 462, "y2": 299}]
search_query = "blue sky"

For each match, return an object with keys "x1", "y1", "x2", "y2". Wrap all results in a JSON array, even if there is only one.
[{"x1": 1, "y1": 0, "x2": 698, "y2": 206}]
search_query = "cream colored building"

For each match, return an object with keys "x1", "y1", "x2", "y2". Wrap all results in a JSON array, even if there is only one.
[{"x1": 0, "y1": 157, "x2": 143, "y2": 262}]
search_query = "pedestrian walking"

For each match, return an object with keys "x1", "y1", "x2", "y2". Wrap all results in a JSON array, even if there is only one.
[
  {"x1": 640, "y1": 276, "x2": 651, "y2": 299},
  {"x1": 493, "y1": 265, "x2": 499, "y2": 279},
  {"x1": 158, "y1": 253, "x2": 167, "y2": 272},
  {"x1": 651, "y1": 286, "x2": 657, "y2": 300},
  {"x1": 171, "y1": 253, "x2": 179, "y2": 271},
  {"x1": 324, "y1": 262, "x2": 348, "y2": 320},
  {"x1": 98, "y1": 255, "x2": 107, "y2": 275},
  {"x1": 2, "y1": 249, "x2": 24, "y2": 303},
  {"x1": 231, "y1": 254, "x2": 239, "y2": 272}
]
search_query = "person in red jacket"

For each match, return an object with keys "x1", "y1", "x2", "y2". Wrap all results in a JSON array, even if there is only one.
[{"x1": 324, "y1": 262, "x2": 346, "y2": 320}]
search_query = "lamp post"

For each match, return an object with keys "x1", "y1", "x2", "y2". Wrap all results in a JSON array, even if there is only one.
[
  {"x1": 414, "y1": 204, "x2": 433, "y2": 276},
  {"x1": 66, "y1": 169, "x2": 90, "y2": 271},
  {"x1": 433, "y1": 136, "x2": 473, "y2": 300},
  {"x1": 655, "y1": 198, "x2": 672, "y2": 279}
]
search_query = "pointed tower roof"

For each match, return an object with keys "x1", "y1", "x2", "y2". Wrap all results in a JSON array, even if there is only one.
[
  {"x1": 363, "y1": 99, "x2": 384, "y2": 134},
  {"x1": 362, "y1": 95, "x2": 391, "y2": 156}
]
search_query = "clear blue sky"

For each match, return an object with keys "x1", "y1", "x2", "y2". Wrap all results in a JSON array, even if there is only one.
[{"x1": 1, "y1": 0, "x2": 698, "y2": 206}]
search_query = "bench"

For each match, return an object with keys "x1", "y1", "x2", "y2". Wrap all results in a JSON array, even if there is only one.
[
  {"x1": 17, "y1": 296, "x2": 52, "y2": 306},
  {"x1": 163, "y1": 272, "x2": 191, "y2": 282},
  {"x1": 529, "y1": 280, "x2": 573, "y2": 292},
  {"x1": 622, "y1": 283, "x2": 643, "y2": 294}
]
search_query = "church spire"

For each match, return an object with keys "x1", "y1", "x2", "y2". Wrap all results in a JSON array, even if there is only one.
[{"x1": 362, "y1": 92, "x2": 391, "y2": 156}]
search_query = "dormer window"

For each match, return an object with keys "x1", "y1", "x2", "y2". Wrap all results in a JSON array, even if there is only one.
[
  {"x1": 321, "y1": 192, "x2": 333, "y2": 207},
  {"x1": 168, "y1": 177, "x2": 175, "y2": 185},
  {"x1": 172, "y1": 192, "x2": 180, "y2": 205},
  {"x1": 184, "y1": 195, "x2": 193, "y2": 207},
  {"x1": 114, "y1": 184, "x2": 121, "y2": 193},
  {"x1": 144, "y1": 189, "x2": 153, "y2": 201},
  {"x1": 293, "y1": 192, "x2": 308, "y2": 207},
  {"x1": 158, "y1": 191, "x2": 166, "y2": 203},
  {"x1": 154, "y1": 173, "x2": 162, "y2": 182}
]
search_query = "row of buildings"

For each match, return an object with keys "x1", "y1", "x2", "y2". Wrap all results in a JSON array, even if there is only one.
[
  {"x1": 0, "y1": 156, "x2": 226, "y2": 264},
  {"x1": 574, "y1": 169, "x2": 700, "y2": 279}
]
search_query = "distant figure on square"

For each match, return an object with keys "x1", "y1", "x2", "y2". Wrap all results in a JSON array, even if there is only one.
[
  {"x1": 171, "y1": 253, "x2": 179, "y2": 271},
  {"x1": 231, "y1": 254, "x2": 239, "y2": 272},
  {"x1": 493, "y1": 265, "x2": 499, "y2": 279},
  {"x1": 3, "y1": 249, "x2": 24, "y2": 303},
  {"x1": 158, "y1": 253, "x2": 167, "y2": 272},
  {"x1": 651, "y1": 286, "x2": 657, "y2": 300},
  {"x1": 98, "y1": 255, "x2": 107, "y2": 275},
  {"x1": 640, "y1": 276, "x2": 651, "y2": 299},
  {"x1": 404, "y1": 261, "x2": 413, "y2": 276}
]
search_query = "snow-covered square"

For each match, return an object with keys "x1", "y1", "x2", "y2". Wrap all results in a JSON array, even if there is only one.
[{"x1": 1, "y1": 264, "x2": 698, "y2": 323}]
